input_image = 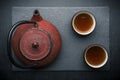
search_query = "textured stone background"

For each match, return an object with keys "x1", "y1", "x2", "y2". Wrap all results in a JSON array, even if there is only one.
[
  {"x1": 12, "y1": 7, "x2": 109, "y2": 71},
  {"x1": 0, "y1": 0, "x2": 120, "y2": 80}
]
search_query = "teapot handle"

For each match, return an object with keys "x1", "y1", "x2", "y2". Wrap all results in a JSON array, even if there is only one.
[{"x1": 7, "y1": 21, "x2": 39, "y2": 69}]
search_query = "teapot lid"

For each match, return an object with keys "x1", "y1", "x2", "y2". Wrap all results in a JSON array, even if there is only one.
[{"x1": 19, "y1": 28, "x2": 52, "y2": 61}]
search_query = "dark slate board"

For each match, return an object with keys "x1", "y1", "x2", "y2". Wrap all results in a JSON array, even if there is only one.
[{"x1": 12, "y1": 7, "x2": 109, "y2": 71}]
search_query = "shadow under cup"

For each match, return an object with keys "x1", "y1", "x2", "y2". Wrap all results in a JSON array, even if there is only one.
[{"x1": 72, "y1": 11, "x2": 96, "y2": 35}]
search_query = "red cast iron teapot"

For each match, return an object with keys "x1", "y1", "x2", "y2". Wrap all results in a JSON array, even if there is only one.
[{"x1": 7, "y1": 10, "x2": 62, "y2": 68}]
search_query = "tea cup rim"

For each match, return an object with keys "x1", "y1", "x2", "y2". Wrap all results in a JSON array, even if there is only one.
[
  {"x1": 84, "y1": 44, "x2": 108, "y2": 68},
  {"x1": 72, "y1": 11, "x2": 96, "y2": 35}
]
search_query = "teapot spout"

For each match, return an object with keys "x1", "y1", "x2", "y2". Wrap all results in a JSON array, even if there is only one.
[{"x1": 31, "y1": 9, "x2": 43, "y2": 22}]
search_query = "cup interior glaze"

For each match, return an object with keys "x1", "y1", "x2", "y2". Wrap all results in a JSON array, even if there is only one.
[
  {"x1": 72, "y1": 11, "x2": 96, "y2": 35},
  {"x1": 84, "y1": 44, "x2": 108, "y2": 68}
]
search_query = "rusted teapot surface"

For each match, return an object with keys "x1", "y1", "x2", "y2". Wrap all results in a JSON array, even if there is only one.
[{"x1": 8, "y1": 10, "x2": 62, "y2": 68}]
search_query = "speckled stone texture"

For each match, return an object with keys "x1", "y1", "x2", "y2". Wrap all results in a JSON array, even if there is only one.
[{"x1": 12, "y1": 7, "x2": 109, "y2": 71}]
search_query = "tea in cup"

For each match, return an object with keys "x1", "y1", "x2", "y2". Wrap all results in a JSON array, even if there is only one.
[
  {"x1": 72, "y1": 11, "x2": 96, "y2": 35},
  {"x1": 84, "y1": 44, "x2": 108, "y2": 68}
]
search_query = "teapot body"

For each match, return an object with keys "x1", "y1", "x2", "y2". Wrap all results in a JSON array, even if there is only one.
[{"x1": 8, "y1": 10, "x2": 61, "y2": 68}]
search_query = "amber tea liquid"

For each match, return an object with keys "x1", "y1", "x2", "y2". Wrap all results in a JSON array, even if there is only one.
[
  {"x1": 86, "y1": 46, "x2": 106, "y2": 66},
  {"x1": 74, "y1": 13, "x2": 93, "y2": 32}
]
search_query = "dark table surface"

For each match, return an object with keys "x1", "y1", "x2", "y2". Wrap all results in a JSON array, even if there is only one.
[{"x1": 0, "y1": 0, "x2": 120, "y2": 80}]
